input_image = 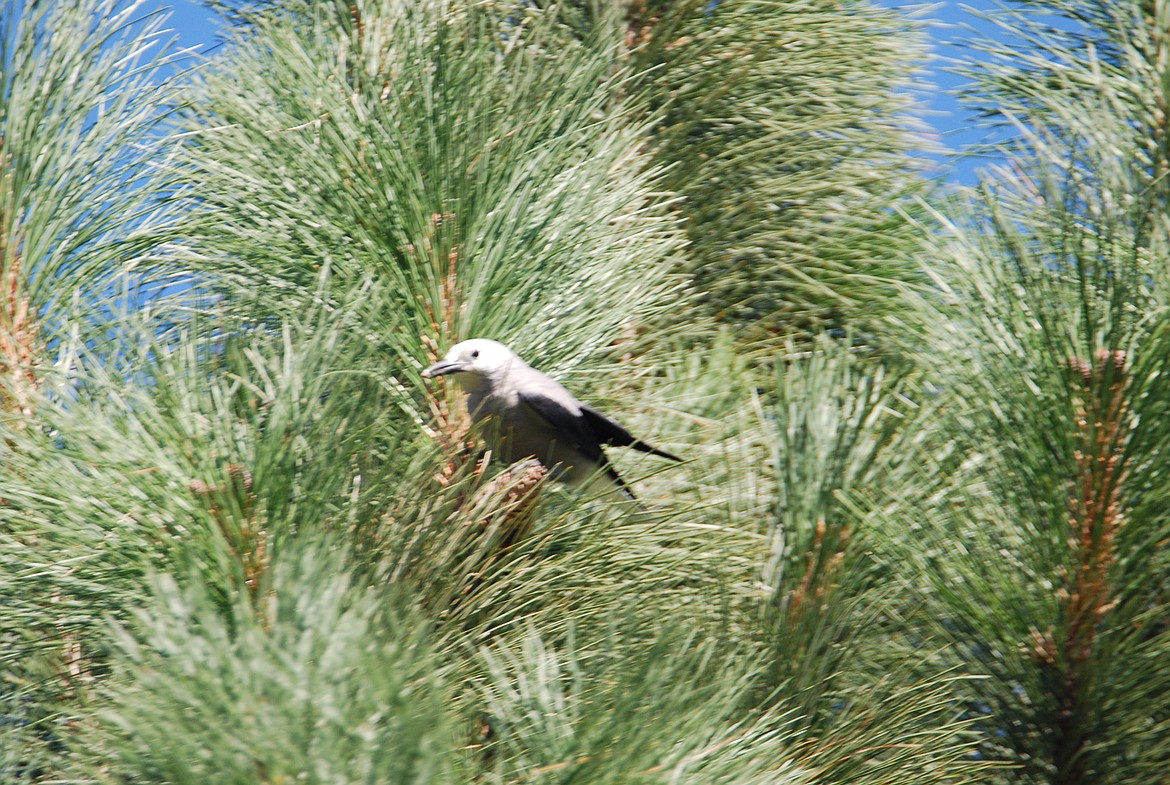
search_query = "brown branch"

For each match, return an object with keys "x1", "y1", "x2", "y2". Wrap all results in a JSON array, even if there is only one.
[
  {"x1": 0, "y1": 248, "x2": 40, "y2": 418},
  {"x1": 788, "y1": 518, "x2": 851, "y2": 624},
  {"x1": 190, "y1": 464, "x2": 269, "y2": 620},
  {"x1": 422, "y1": 233, "x2": 475, "y2": 486},
  {"x1": 1048, "y1": 349, "x2": 1131, "y2": 784}
]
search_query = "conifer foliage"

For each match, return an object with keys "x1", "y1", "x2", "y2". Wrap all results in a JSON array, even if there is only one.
[{"x1": 1, "y1": 1, "x2": 1169, "y2": 784}]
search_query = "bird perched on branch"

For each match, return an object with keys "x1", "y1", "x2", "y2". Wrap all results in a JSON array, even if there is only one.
[{"x1": 422, "y1": 339, "x2": 680, "y2": 499}]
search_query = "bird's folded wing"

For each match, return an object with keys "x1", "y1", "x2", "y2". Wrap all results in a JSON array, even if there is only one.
[
  {"x1": 579, "y1": 404, "x2": 681, "y2": 462},
  {"x1": 518, "y1": 391, "x2": 635, "y2": 498},
  {"x1": 517, "y1": 391, "x2": 604, "y2": 461}
]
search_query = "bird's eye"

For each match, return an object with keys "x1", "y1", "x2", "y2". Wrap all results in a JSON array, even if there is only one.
[{"x1": 471, "y1": 350, "x2": 480, "y2": 359}]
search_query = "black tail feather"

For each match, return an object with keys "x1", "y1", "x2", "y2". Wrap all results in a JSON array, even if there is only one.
[{"x1": 580, "y1": 404, "x2": 682, "y2": 463}]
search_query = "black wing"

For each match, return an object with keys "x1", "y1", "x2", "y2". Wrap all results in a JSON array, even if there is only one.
[
  {"x1": 579, "y1": 404, "x2": 681, "y2": 462},
  {"x1": 517, "y1": 391, "x2": 635, "y2": 498},
  {"x1": 517, "y1": 392, "x2": 603, "y2": 460}
]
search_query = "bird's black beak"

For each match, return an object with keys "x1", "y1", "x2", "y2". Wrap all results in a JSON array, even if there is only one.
[{"x1": 422, "y1": 360, "x2": 464, "y2": 379}]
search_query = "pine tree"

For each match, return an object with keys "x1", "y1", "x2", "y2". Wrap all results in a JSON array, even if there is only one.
[
  {"x1": 884, "y1": 2, "x2": 1170, "y2": 782},
  {"x1": 0, "y1": 1, "x2": 1007, "y2": 783}
]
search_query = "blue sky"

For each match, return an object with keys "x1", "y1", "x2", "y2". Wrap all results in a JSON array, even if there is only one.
[
  {"x1": 163, "y1": 0, "x2": 219, "y2": 44},
  {"x1": 159, "y1": 0, "x2": 1007, "y2": 186},
  {"x1": 880, "y1": 0, "x2": 1011, "y2": 184}
]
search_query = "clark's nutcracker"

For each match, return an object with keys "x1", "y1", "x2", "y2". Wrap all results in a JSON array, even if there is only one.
[{"x1": 422, "y1": 339, "x2": 680, "y2": 498}]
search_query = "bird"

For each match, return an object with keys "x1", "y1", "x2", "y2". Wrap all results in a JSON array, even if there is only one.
[{"x1": 422, "y1": 339, "x2": 680, "y2": 499}]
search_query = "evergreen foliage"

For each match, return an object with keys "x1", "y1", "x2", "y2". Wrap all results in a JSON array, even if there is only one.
[
  {"x1": 884, "y1": 3, "x2": 1170, "y2": 781},
  {"x1": 631, "y1": 0, "x2": 933, "y2": 337},
  {"x1": 1, "y1": 0, "x2": 1168, "y2": 783}
]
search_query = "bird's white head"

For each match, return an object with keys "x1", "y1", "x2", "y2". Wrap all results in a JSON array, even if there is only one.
[{"x1": 422, "y1": 339, "x2": 521, "y2": 387}]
